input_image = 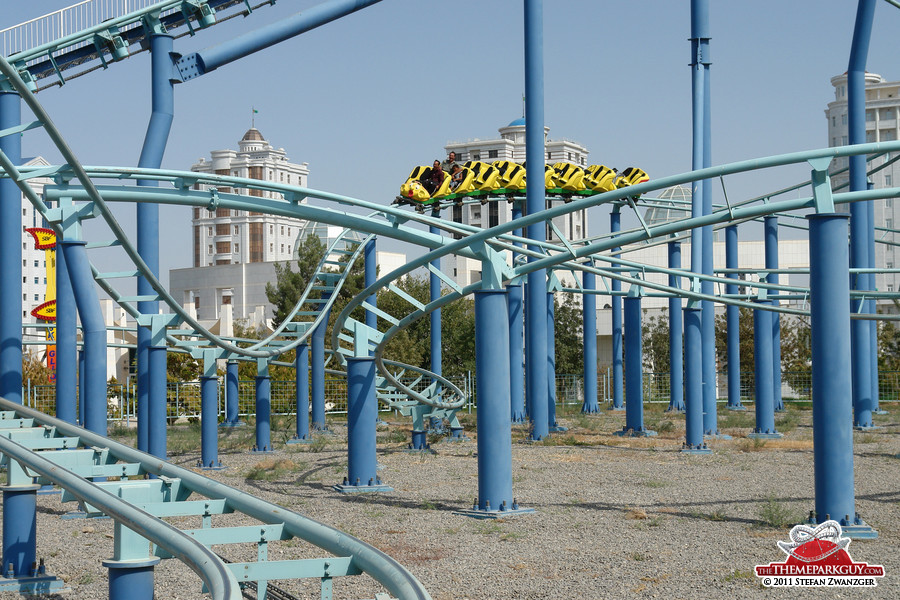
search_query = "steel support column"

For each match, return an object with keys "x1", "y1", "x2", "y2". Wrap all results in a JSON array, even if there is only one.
[
  {"x1": 682, "y1": 306, "x2": 709, "y2": 453},
  {"x1": 221, "y1": 361, "x2": 242, "y2": 426},
  {"x1": 618, "y1": 295, "x2": 654, "y2": 437},
  {"x1": 199, "y1": 375, "x2": 222, "y2": 468},
  {"x1": 137, "y1": 33, "x2": 175, "y2": 453},
  {"x1": 1, "y1": 486, "x2": 38, "y2": 578},
  {"x1": 0, "y1": 92, "x2": 22, "y2": 404},
  {"x1": 524, "y1": 0, "x2": 549, "y2": 441},
  {"x1": 848, "y1": 0, "x2": 876, "y2": 430},
  {"x1": 311, "y1": 296, "x2": 332, "y2": 431},
  {"x1": 59, "y1": 241, "x2": 106, "y2": 436},
  {"x1": 290, "y1": 343, "x2": 310, "y2": 442},
  {"x1": 609, "y1": 210, "x2": 624, "y2": 411},
  {"x1": 667, "y1": 242, "x2": 685, "y2": 412},
  {"x1": 546, "y1": 292, "x2": 560, "y2": 430},
  {"x1": 808, "y1": 213, "x2": 875, "y2": 537},
  {"x1": 335, "y1": 356, "x2": 390, "y2": 493},
  {"x1": 749, "y1": 300, "x2": 781, "y2": 439},
  {"x1": 582, "y1": 269, "x2": 599, "y2": 413},
  {"x1": 765, "y1": 216, "x2": 784, "y2": 412},
  {"x1": 55, "y1": 246, "x2": 77, "y2": 423},
  {"x1": 104, "y1": 559, "x2": 159, "y2": 600},
  {"x1": 252, "y1": 360, "x2": 272, "y2": 453},
  {"x1": 724, "y1": 225, "x2": 745, "y2": 410},
  {"x1": 509, "y1": 205, "x2": 526, "y2": 422}
]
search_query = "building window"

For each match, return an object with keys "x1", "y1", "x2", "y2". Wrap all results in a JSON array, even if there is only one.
[
  {"x1": 280, "y1": 244, "x2": 285, "y2": 253},
  {"x1": 867, "y1": 131, "x2": 876, "y2": 143},
  {"x1": 832, "y1": 116, "x2": 836, "y2": 127},
  {"x1": 568, "y1": 152, "x2": 573, "y2": 161},
  {"x1": 234, "y1": 243, "x2": 239, "y2": 253},
  {"x1": 34, "y1": 294, "x2": 39, "y2": 301},
  {"x1": 216, "y1": 223, "x2": 229, "y2": 235},
  {"x1": 886, "y1": 218, "x2": 893, "y2": 230},
  {"x1": 547, "y1": 152, "x2": 552, "y2": 160},
  {"x1": 842, "y1": 114, "x2": 847, "y2": 125},
  {"x1": 216, "y1": 208, "x2": 229, "y2": 218},
  {"x1": 865, "y1": 110, "x2": 875, "y2": 122},
  {"x1": 888, "y1": 284, "x2": 894, "y2": 292},
  {"x1": 194, "y1": 296, "x2": 200, "y2": 311},
  {"x1": 207, "y1": 226, "x2": 213, "y2": 236},
  {"x1": 34, "y1": 260, "x2": 38, "y2": 267},
  {"x1": 234, "y1": 225, "x2": 239, "y2": 235},
  {"x1": 882, "y1": 108, "x2": 894, "y2": 120},
  {"x1": 280, "y1": 226, "x2": 284, "y2": 235},
  {"x1": 222, "y1": 295, "x2": 232, "y2": 305},
  {"x1": 287, "y1": 245, "x2": 291, "y2": 254},
  {"x1": 472, "y1": 153, "x2": 480, "y2": 161},
  {"x1": 269, "y1": 243, "x2": 274, "y2": 253},
  {"x1": 216, "y1": 241, "x2": 231, "y2": 254},
  {"x1": 881, "y1": 130, "x2": 897, "y2": 141},
  {"x1": 208, "y1": 244, "x2": 213, "y2": 254},
  {"x1": 886, "y1": 175, "x2": 893, "y2": 187},
  {"x1": 269, "y1": 225, "x2": 274, "y2": 234},
  {"x1": 34, "y1": 277, "x2": 38, "y2": 284},
  {"x1": 842, "y1": 135, "x2": 848, "y2": 145},
  {"x1": 488, "y1": 149, "x2": 498, "y2": 159}
]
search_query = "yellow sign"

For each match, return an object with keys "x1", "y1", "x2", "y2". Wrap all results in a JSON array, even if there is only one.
[{"x1": 24, "y1": 227, "x2": 56, "y2": 250}]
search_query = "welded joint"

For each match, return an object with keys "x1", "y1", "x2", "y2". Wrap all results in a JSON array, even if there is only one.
[
  {"x1": 94, "y1": 28, "x2": 130, "y2": 62},
  {"x1": 256, "y1": 357, "x2": 269, "y2": 378},
  {"x1": 138, "y1": 313, "x2": 180, "y2": 346},
  {"x1": 546, "y1": 271, "x2": 564, "y2": 293},
  {"x1": 141, "y1": 11, "x2": 168, "y2": 36},
  {"x1": 175, "y1": 53, "x2": 204, "y2": 81},
  {"x1": 0, "y1": 61, "x2": 37, "y2": 93},
  {"x1": 470, "y1": 241, "x2": 513, "y2": 290},
  {"x1": 206, "y1": 188, "x2": 220, "y2": 211},
  {"x1": 809, "y1": 157, "x2": 835, "y2": 213},
  {"x1": 181, "y1": 1, "x2": 218, "y2": 34}
]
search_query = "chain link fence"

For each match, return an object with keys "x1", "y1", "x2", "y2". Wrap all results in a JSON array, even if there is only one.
[{"x1": 21, "y1": 370, "x2": 894, "y2": 421}]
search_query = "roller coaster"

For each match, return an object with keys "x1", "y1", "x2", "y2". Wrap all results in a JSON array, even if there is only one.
[{"x1": 0, "y1": 0, "x2": 896, "y2": 598}]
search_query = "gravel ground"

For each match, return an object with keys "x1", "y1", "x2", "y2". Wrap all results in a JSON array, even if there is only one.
[{"x1": 3, "y1": 402, "x2": 899, "y2": 600}]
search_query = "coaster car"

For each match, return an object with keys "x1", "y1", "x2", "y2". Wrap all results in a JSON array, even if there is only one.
[
  {"x1": 493, "y1": 160, "x2": 526, "y2": 190},
  {"x1": 551, "y1": 162, "x2": 586, "y2": 192},
  {"x1": 399, "y1": 165, "x2": 452, "y2": 203},
  {"x1": 399, "y1": 179, "x2": 431, "y2": 203},
  {"x1": 464, "y1": 160, "x2": 502, "y2": 192},
  {"x1": 616, "y1": 167, "x2": 649, "y2": 188},
  {"x1": 583, "y1": 165, "x2": 618, "y2": 193},
  {"x1": 447, "y1": 166, "x2": 476, "y2": 195}
]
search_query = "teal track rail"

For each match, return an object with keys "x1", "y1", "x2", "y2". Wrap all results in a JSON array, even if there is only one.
[{"x1": 0, "y1": 397, "x2": 432, "y2": 600}]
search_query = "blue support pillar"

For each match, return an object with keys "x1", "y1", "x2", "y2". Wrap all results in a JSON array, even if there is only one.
[
  {"x1": 252, "y1": 359, "x2": 273, "y2": 453},
  {"x1": 667, "y1": 242, "x2": 685, "y2": 412},
  {"x1": 749, "y1": 300, "x2": 781, "y2": 439},
  {"x1": 617, "y1": 295, "x2": 655, "y2": 437},
  {"x1": 220, "y1": 360, "x2": 242, "y2": 427},
  {"x1": 848, "y1": 0, "x2": 876, "y2": 430},
  {"x1": 334, "y1": 356, "x2": 391, "y2": 493},
  {"x1": 724, "y1": 225, "x2": 745, "y2": 410},
  {"x1": 808, "y1": 213, "x2": 875, "y2": 538},
  {"x1": 765, "y1": 216, "x2": 784, "y2": 412},
  {"x1": 59, "y1": 241, "x2": 106, "y2": 436},
  {"x1": 148, "y1": 331, "x2": 167, "y2": 461},
  {"x1": 524, "y1": 0, "x2": 549, "y2": 441},
  {"x1": 137, "y1": 33, "x2": 175, "y2": 454},
  {"x1": 55, "y1": 246, "x2": 77, "y2": 424},
  {"x1": 508, "y1": 283, "x2": 526, "y2": 421},
  {"x1": 104, "y1": 559, "x2": 159, "y2": 600},
  {"x1": 509, "y1": 205, "x2": 526, "y2": 422},
  {"x1": 582, "y1": 269, "x2": 599, "y2": 413},
  {"x1": 867, "y1": 198, "x2": 884, "y2": 414},
  {"x1": 1, "y1": 486, "x2": 38, "y2": 578},
  {"x1": 289, "y1": 343, "x2": 311, "y2": 443},
  {"x1": 78, "y1": 350, "x2": 85, "y2": 426},
  {"x1": 682, "y1": 306, "x2": 709, "y2": 453},
  {"x1": 547, "y1": 292, "x2": 563, "y2": 431},
  {"x1": 609, "y1": 210, "x2": 624, "y2": 411},
  {"x1": 311, "y1": 297, "x2": 332, "y2": 432},
  {"x1": 454, "y1": 288, "x2": 531, "y2": 518},
  {"x1": 427, "y1": 221, "x2": 444, "y2": 434},
  {"x1": 0, "y1": 92, "x2": 22, "y2": 404},
  {"x1": 199, "y1": 353, "x2": 222, "y2": 468}
]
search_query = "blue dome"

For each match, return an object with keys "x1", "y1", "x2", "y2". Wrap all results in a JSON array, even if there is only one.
[{"x1": 507, "y1": 117, "x2": 526, "y2": 127}]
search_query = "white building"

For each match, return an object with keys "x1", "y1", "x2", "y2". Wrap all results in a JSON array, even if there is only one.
[
  {"x1": 825, "y1": 72, "x2": 900, "y2": 295},
  {"x1": 443, "y1": 118, "x2": 590, "y2": 287},
  {"x1": 174, "y1": 131, "x2": 407, "y2": 326},
  {"x1": 190, "y1": 128, "x2": 310, "y2": 268}
]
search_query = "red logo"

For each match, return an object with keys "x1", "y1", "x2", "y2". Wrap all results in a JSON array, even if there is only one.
[{"x1": 756, "y1": 521, "x2": 884, "y2": 587}]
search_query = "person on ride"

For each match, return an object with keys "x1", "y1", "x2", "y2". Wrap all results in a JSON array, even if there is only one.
[
  {"x1": 441, "y1": 151, "x2": 459, "y2": 174},
  {"x1": 422, "y1": 159, "x2": 445, "y2": 195},
  {"x1": 450, "y1": 164, "x2": 464, "y2": 190}
]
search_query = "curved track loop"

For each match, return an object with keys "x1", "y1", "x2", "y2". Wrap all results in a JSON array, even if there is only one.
[{"x1": 0, "y1": 397, "x2": 432, "y2": 600}]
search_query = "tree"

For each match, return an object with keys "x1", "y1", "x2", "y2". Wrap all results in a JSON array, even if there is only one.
[
  {"x1": 714, "y1": 306, "x2": 755, "y2": 376},
  {"x1": 553, "y1": 293, "x2": 583, "y2": 375},
  {"x1": 641, "y1": 308, "x2": 671, "y2": 373},
  {"x1": 22, "y1": 350, "x2": 53, "y2": 384},
  {"x1": 780, "y1": 315, "x2": 812, "y2": 394},
  {"x1": 265, "y1": 234, "x2": 327, "y2": 328}
]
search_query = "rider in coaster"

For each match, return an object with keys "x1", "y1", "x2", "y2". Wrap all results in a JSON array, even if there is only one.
[
  {"x1": 441, "y1": 151, "x2": 459, "y2": 175},
  {"x1": 422, "y1": 159, "x2": 446, "y2": 195}
]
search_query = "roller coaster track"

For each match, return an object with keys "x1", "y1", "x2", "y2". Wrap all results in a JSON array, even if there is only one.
[
  {"x1": 0, "y1": 0, "x2": 278, "y2": 92},
  {"x1": 0, "y1": 397, "x2": 430, "y2": 600}
]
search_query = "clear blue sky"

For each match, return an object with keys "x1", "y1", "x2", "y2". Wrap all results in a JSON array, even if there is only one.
[{"x1": 5, "y1": 0, "x2": 900, "y2": 289}]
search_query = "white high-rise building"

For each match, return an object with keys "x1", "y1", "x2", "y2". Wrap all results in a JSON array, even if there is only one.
[
  {"x1": 825, "y1": 72, "x2": 900, "y2": 296},
  {"x1": 443, "y1": 118, "x2": 589, "y2": 286},
  {"x1": 190, "y1": 128, "x2": 310, "y2": 268}
]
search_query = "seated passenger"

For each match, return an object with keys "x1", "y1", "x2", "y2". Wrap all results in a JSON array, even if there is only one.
[
  {"x1": 450, "y1": 164, "x2": 464, "y2": 190},
  {"x1": 421, "y1": 160, "x2": 446, "y2": 195},
  {"x1": 441, "y1": 151, "x2": 460, "y2": 175}
]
